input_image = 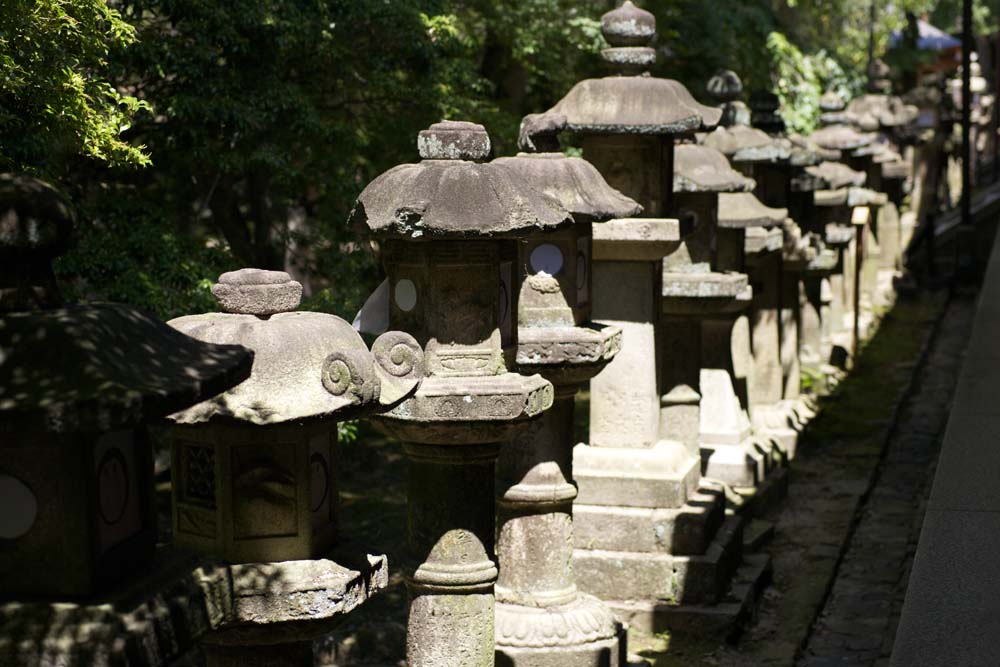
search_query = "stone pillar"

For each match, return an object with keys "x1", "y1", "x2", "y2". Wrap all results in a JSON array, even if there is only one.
[
  {"x1": 352, "y1": 121, "x2": 561, "y2": 667},
  {"x1": 405, "y1": 441, "x2": 503, "y2": 666},
  {"x1": 745, "y1": 226, "x2": 797, "y2": 455},
  {"x1": 491, "y1": 114, "x2": 637, "y2": 666},
  {"x1": 545, "y1": 1, "x2": 769, "y2": 636}
]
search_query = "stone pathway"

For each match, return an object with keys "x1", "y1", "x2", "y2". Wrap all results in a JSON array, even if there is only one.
[
  {"x1": 798, "y1": 292, "x2": 975, "y2": 666},
  {"x1": 632, "y1": 287, "x2": 966, "y2": 666}
]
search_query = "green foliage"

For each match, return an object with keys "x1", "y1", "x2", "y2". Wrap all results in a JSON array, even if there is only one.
[
  {"x1": 8, "y1": 0, "x2": 997, "y2": 322},
  {"x1": 766, "y1": 32, "x2": 856, "y2": 134},
  {"x1": 0, "y1": 0, "x2": 150, "y2": 176}
]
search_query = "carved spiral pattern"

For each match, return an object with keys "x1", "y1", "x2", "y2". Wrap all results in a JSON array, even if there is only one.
[
  {"x1": 322, "y1": 349, "x2": 378, "y2": 403},
  {"x1": 372, "y1": 331, "x2": 424, "y2": 379}
]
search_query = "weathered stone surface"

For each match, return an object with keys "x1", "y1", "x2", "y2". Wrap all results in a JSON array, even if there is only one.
[
  {"x1": 588, "y1": 260, "x2": 662, "y2": 449},
  {"x1": 516, "y1": 323, "x2": 621, "y2": 371},
  {"x1": 199, "y1": 553, "x2": 389, "y2": 645},
  {"x1": 549, "y1": 2, "x2": 720, "y2": 134},
  {"x1": 701, "y1": 125, "x2": 792, "y2": 164},
  {"x1": 601, "y1": 1, "x2": 655, "y2": 47},
  {"x1": 574, "y1": 488, "x2": 724, "y2": 555},
  {"x1": 661, "y1": 270, "x2": 748, "y2": 299},
  {"x1": 417, "y1": 120, "x2": 491, "y2": 161},
  {"x1": 674, "y1": 144, "x2": 756, "y2": 193},
  {"x1": 211, "y1": 268, "x2": 303, "y2": 315},
  {"x1": 592, "y1": 217, "x2": 680, "y2": 261},
  {"x1": 848, "y1": 187, "x2": 888, "y2": 207},
  {"x1": 169, "y1": 307, "x2": 412, "y2": 425},
  {"x1": 807, "y1": 161, "x2": 868, "y2": 189},
  {"x1": 357, "y1": 120, "x2": 558, "y2": 667},
  {"x1": 574, "y1": 515, "x2": 744, "y2": 606},
  {"x1": 493, "y1": 115, "x2": 642, "y2": 223},
  {"x1": 846, "y1": 93, "x2": 920, "y2": 129},
  {"x1": 574, "y1": 440, "x2": 701, "y2": 509},
  {"x1": 377, "y1": 374, "x2": 552, "y2": 441},
  {"x1": 744, "y1": 226, "x2": 784, "y2": 254},
  {"x1": 810, "y1": 124, "x2": 876, "y2": 151},
  {"x1": 350, "y1": 123, "x2": 571, "y2": 239},
  {"x1": 718, "y1": 192, "x2": 787, "y2": 228},
  {"x1": 0, "y1": 546, "x2": 387, "y2": 667},
  {"x1": 0, "y1": 180, "x2": 254, "y2": 601},
  {"x1": 550, "y1": 77, "x2": 719, "y2": 135}
]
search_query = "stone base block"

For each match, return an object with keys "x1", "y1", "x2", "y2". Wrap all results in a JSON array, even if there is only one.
[
  {"x1": 752, "y1": 402, "x2": 800, "y2": 459},
  {"x1": 612, "y1": 553, "x2": 772, "y2": 639},
  {"x1": 574, "y1": 441, "x2": 701, "y2": 510},
  {"x1": 573, "y1": 516, "x2": 743, "y2": 607},
  {"x1": 495, "y1": 594, "x2": 625, "y2": 667},
  {"x1": 701, "y1": 438, "x2": 770, "y2": 489},
  {"x1": 574, "y1": 487, "x2": 725, "y2": 556}
]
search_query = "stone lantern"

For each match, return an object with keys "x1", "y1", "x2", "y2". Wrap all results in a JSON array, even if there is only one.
[
  {"x1": 701, "y1": 70, "x2": 806, "y2": 457},
  {"x1": 167, "y1": 268, "x2": 420, "y2": 562},
  {"x1": 166, "y1": 268, "x2": 420, "y2": 666},
  {"x1": 0, "y1": 175, "x2": 252, "y2": 598},
  {"x1": 775, "y1": 140, "x2": 841, "y2": 408},
  {"x1": 491, "y1": 112, "x2": 638, "y2": 666},
  {"x1": 807, "y1": 161, "x2": 872, "y2": 370},
  {"x1": 350, "y1": 120, "x2": 560, "y2": 667},
  {"x1": 546, "y1": 1, "x2": 769, "y2": 636},
  {"x1": 666, "y1": 143, "x2": 785, "y2": 495}
]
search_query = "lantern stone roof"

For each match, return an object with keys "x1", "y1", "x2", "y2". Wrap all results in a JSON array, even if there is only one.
[
  {"x1": 169, "y1": 269, "x2": 421, "y2": 426},
  {"x1": 789, "y1": 134, "x2": 841, "y2": 163},
  {"x1": 549, "y1": 77, "x2": 721, "y2": 135},
  {"x1": 846, "y1": 94, "x2": 919, "y2": 128},
  {"x1": 492, "y1": 113, "x2": 642, "y2": 223},
  {"x1": 807, "y1": 161, "x2": 867, "y2": 189},
  {"x1": 717, "y1": 192, "x2": 788, "y2": 228},
  {"x1": 0, "y1": 174, "x2": 252, "y2": 433},
  {"x1": 810, "y1": 124, "x2": 875, "y2": 151},
  {"x1": 701, "y1": 124, "x2": 792, "y2": 163},
  {"x1": 350, "y1": 121, "x2": 572, "y2": 239},
  {"x1": 547, "y1": 1, "x2": 721, "y2": 135},
  {"x1": 1, "y1": 303, "x2": 253, "y2": 434},
  {"x1": 820, "y1": 90, "x2": 847, "y2": 112},
  {"x1": 673, "y1": 144, "x2": 755, "y2": 192}
]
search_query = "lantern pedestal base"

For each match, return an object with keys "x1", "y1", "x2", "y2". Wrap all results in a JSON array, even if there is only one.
[
  {"x1": 495, "y1": 593, "x2": 625, "y2": 667},
  {"x1": 605, "y1": 551, "x2": 772, "y2": 639},
  {"x1": 573, "y1": 515, "x2": 746, "y2": 611}
]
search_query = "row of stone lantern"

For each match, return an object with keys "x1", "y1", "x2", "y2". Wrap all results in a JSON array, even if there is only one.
[{"x1": 1, "y1": 2, "x2": 928, "y2": 666}]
